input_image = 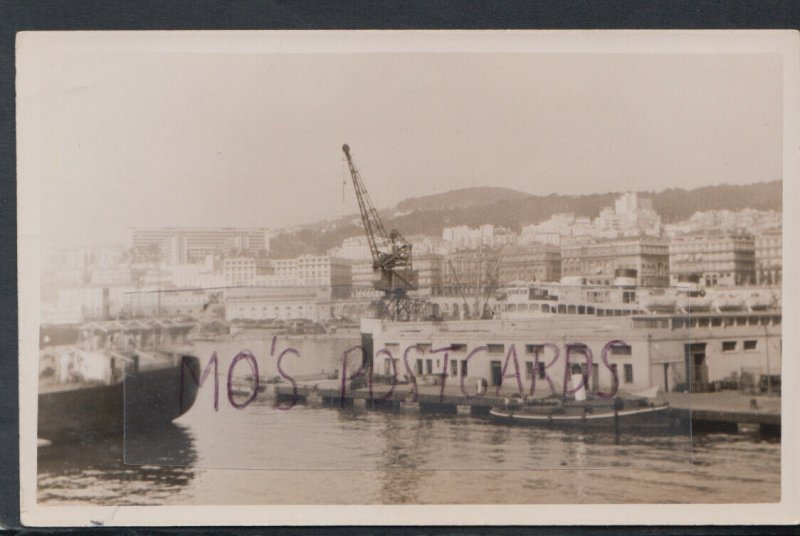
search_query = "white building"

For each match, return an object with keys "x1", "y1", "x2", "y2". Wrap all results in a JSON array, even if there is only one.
[
  {"x1": 520, "y1": 213, "x2": 586, "y2": 244},
  {"x1": 169, "y1": 256, "x2": 217, "y2": 288},
  {"x1": 521, "y1": 193, "x2": 662, "y2": 244},
  {"x1": 755, "y1": 227, "x2": 782, "y2": 286},
  {"x1": 329, "y1": 236, "x2": 373, "y2": 261},
  {"x1": 129, "y1": 227, "x2": 271, "y2": 263},
  {"x1": 366, "y1": 311, "x2": 781, "y2": 395},
  {"x1": 442, "y1": 224, "x2": 517, "y2": 250},
  {"x1": 225, "y1": 286, "x2": 334, "y2": 322},
  {"x1": 197, "y1": 272, "x2": 227, "y2": 289},
  {"x1": 89, "y1": 266, "x2": 131, "y2": 286},
  {"x1": 55, "y1": 286, "x2": 108, "y2": 322},
  {"x1": 52, "y1": 285, "x2": 108, "y2": 321},
  {"x1": 594, "y1": 192, "x2": 661, "y2": 238},
  {"x1": 269, "y1": 255, "x2": 352, "y2": 297},
  {"x1": 223, "y1": 256, "x2": 257, "y2": 286},
  {"x1": 665, "y1": 209, "x2": 782, "y2": 238},
  {"x1": 121, "y1": 287, "x2": 210, "y2": 318}
]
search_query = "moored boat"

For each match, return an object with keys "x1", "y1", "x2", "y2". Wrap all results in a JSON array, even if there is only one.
[{"x1": 488, "y1": 397, "x2": 671, "y2": 427}]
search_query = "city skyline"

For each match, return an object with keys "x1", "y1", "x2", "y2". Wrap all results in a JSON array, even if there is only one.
[{"x1": 41, "y1": 180, "x2": 782, "y2": 253}]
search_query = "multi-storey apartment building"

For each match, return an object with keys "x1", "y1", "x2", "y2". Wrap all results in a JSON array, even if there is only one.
[
  {"x1": 669, "y1": 232, "x2": 756, "y2": 287},
  {"x1": 414, "y1": 253, "x2": 444, "y2": 294},
  {"x1": 223, "y1": 257, "x2": 257, "y2": 286},
  {"x1": 439, "y1": 248, "x2": 501, "y2": 295},
  {"x1": 496, "y1": 244, "x2": 561, "y2": 284},
  {"x1": 269, "y1": 255, "x2": 352, "y2": 298},
  {"x1": 129, "y1": 227, "x2": 271, "y2": 263},
  {"x1": 755, "y1": 227, "x2": 782, "y2": 286},
  {"x1": 561, "y1": 237, "x2": 670, "y2": 287}
]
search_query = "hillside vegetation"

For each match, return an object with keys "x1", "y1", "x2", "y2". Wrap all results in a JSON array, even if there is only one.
[{"x1": 270, "y1": 181, "x2": 781, "y2": 258}]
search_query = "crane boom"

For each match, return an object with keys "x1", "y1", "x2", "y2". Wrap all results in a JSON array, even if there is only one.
[
  {"x1": 342, "y1": 144, "x2": 414, "y2": 292},
  {"x1": 342, "y1": 143, "x2": 388, "y2": 265}
]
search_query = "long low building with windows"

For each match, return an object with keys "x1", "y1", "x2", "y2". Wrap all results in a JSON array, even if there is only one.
[
  {"x1": 362, "y1": 310, "x2": 781, "y2": 396},
  {"x1": 225, "y1": 286, "x2": 335, "y2": 322}
]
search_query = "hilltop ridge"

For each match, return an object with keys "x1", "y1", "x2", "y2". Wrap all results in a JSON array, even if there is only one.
[{"x1": 270, "y1": 180, "x2": 782, "y2": 258}]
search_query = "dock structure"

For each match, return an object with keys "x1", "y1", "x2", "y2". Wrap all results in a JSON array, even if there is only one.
[
  {"x1": 274, "y1": 382, "x2": 780, "y2": 434},
  {"x1": 664, "y1": 392, "x2": 780, "y2": 434},
  {"x1": 275, "y1": 382, "x2": 506, "y2": 415}
]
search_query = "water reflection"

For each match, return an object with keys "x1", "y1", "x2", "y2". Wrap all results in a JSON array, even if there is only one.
[
  {"x1": 377, "y1": 414, "x2": 423, "y2": 503},
  {"x1": 38, "y1": 423, "x2": 197, "y2": 505}
]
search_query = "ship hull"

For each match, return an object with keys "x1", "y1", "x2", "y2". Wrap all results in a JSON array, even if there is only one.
[{"x1": 38, "y1": 356, "x2": 201, "y2": 442}]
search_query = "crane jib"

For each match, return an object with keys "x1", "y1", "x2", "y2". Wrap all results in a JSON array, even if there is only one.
[{"x1": 341, "y1": 143, "x2": 421, "y2": 319}]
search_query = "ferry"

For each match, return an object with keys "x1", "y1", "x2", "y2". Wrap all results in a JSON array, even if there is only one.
[
  {"x1": 493, "y1": 271, "x2": 776, "y2": 320},
  {"x1": 495, "y1": 282, "x2": 643, "y2": 318}
]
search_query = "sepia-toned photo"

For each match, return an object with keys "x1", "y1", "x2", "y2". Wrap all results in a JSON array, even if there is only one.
[{"x1": 16, "y1": 30, "x2": 799, "y2": 525}]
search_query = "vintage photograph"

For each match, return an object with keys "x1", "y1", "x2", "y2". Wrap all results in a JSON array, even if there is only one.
[{"x1": 16, "y1": 31, "x2": 798, "y2": 524}]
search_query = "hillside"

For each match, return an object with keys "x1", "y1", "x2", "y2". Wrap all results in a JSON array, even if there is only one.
[
  {"x1": 396, "y1": 186, "x2": 528, "y2": 212},
  {"x1": 269, "y1": 180, "x2": 782, "y2": 258}
]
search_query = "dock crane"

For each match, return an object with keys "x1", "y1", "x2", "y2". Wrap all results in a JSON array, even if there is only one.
[
  {"x1": 479, "y1": 257, "x2": 501, "y2": 319},
  {"x1": 446, "y1": 248, "x2": 503, "y2": 320},
  {"x1": 342, "y1": 144, "x2": 422, "y2": 319},
  {"x1": 447, "y1": 259, "x2": 472, "y2": 320}
]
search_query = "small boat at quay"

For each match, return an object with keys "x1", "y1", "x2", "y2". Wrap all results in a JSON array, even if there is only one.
[{"x1": 488, "y1": 396, "x2": 670, "y2": 427}]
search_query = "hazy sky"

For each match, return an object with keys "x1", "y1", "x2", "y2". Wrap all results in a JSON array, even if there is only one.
[{"x1": 18, "y1": 33, "x2": 783, "y2": 247}]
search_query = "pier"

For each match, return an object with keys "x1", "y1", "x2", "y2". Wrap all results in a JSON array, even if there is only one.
[
  {"x1": 664, "y1": 391, "x2": 780, "y2": 435},
  {"x1": 273, "y1": 382, "x2": 780, "y2": 434},
  {"x1": 275, "y1": 382, "x2": 506, "y2": 415}
]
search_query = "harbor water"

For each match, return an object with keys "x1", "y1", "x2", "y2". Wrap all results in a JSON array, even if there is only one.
[{"x1": 37, "y1": 334, "x2": 781, "y2": 505}]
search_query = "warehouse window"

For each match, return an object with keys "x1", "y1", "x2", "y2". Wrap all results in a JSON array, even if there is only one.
[
  {"x1": 743, "y1": 340, "x2": 758, "y2": 351},
  {"x1": 623, "y1": 364, "x2": 633, "y2": 384},
  {"x1": 487, "y1": 344, "x2": 505, "y2": 353},
  {"x1": 610, "y1": 344, "x2": 632, "y2": 356},
  {"x1": 722, "y1": 341, "x2": 737, "y2": 352}
]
